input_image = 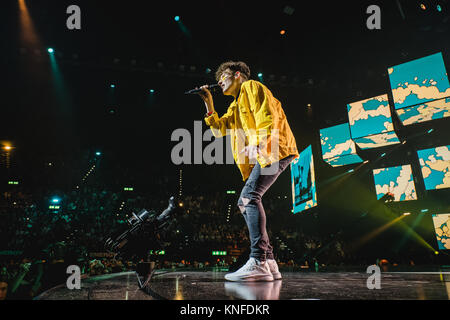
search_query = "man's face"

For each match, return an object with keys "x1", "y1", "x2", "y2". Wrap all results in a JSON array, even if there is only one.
[
  {"x1": 0, "y1": 282, "x2": 7, "y2": 300},
  {"x1": 218, "y1": 69, "x2": 238, "y2": 96}
]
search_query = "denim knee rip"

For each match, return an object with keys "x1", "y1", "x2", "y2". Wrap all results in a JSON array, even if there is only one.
[{"x1": 238, "y1": 197, "x2": 251, "y2": 214}]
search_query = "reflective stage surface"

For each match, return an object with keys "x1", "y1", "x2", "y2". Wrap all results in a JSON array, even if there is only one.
[{"x1": 35, "y1": 270, "x2": 450, "y2": 300}]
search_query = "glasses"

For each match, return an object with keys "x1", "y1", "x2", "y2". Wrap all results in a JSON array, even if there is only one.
[{"x1": 219, "y1": 73, "x2": 233, "y2": 82}]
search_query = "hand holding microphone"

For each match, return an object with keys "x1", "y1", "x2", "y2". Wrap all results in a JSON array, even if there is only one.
[
  {"x1": 184, "y1": 83, "x2": 220, "y2": 95},
  {"x1": 186, "y1": 84, "x2": 218, "y2": 114}
]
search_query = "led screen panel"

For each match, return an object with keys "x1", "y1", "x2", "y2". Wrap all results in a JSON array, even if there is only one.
[
  {"x1": 320, "y1": 123, "x2": 363, "y2": 167},
  {"x1": 291, "y1": 145, "x2": 317, "y2": 213},
  {"x1": 354, "y1": 132, "x2": 400, "y2": 150},
  {"x1": 388, "y1": 52, "x2": 450, "y2": 110},
  {"x1": 396, "y1": 97, "x2": 450, "y2": 125},
  {"x1": 417, "y1": 145, "x2": 450, "y2": 190},
  {"x1": 431, "y1": 213, "x2": 450, "y2": 250},
  {"x1": 347, "y1": 94, "x2": 400, "y2": 149},
  {"x1": 348, "y1": 94, "x2": 394, "y2": 138},
  {"x1": 372, "y1": 165, "x2": 417, "y2": 201}
]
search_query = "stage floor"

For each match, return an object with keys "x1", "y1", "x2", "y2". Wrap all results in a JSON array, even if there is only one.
[{"x1": 35, "y1": 270, "x2": 450, "y2": 300}]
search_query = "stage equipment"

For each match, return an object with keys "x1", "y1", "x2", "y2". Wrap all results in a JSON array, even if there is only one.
[
  {"x1": 104, "y1": 196, "x2": 178, "y2": 255},
  {"x1": 104, "y1": 196, "x2": 178, "y2": 290},
  {"x1": 347, "y1": 94, "x2": 400, "y2": 150},
  {"x1": 431, "y1": 213, "x2": 450, "y2": 250},
  {"x1": 417, "y1": 145, "x2": 450, "y2": 190},
  {"x1": 388, "y1": 52, "x2": 450, "y2": 126},
  {"x1": 372, "y1": 165, "x2": 418, "y2": 201},
  {"x1": 320, "y1": 122, "x2": 363, "y2": 167},
  {"x1": 291, "y1": 145, "x2": 318, "y2": 213}
]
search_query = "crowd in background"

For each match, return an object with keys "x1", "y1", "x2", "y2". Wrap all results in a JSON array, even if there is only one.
[
  {"x1": 0, "y1": 149, "x2": 441, "y2": 300},
  {"x1": 0, "y1": 181, "x2": 348, "y2": 300}
]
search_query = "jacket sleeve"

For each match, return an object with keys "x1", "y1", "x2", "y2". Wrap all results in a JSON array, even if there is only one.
[
  {"x1": 242, "y1": 81, "x2": 274, "y2": 146},
  {"x1": 204, "y1": 106, "x2": 235, "y2": 138}
]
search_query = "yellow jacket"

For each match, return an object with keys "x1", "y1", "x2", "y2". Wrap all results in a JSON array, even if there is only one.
[{"x1": 204, "y1": 80, "x2": 298, "y2": 181}]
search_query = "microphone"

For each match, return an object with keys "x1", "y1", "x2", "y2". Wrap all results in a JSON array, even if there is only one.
[{"x1": 185, "y1": 84, "x2": 221, "y2": 94}]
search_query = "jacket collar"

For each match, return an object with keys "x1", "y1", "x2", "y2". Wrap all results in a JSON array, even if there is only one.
[{"x1": 234, "y1": 80, "x2": 248, "y2": 104}]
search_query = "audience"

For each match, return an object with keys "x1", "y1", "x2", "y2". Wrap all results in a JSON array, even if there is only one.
[{"x1": 0, "y1": 149, "x2": 437, "y2": 299}]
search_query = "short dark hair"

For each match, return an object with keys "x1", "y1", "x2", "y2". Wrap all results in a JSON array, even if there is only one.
[{"x1": 215, "y1": 61, "x2": 250, "y2": 81}]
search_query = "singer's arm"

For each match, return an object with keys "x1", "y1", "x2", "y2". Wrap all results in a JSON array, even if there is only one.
[
  {"x1": 199, "y1": 85, "x2": 235, "y2": 137},
  {"x1": 204, "y1": 106, "x2": 236, "y2": 137},
  {"x1": 198, "y1": 85, "x2": 215, "y2": 114}
]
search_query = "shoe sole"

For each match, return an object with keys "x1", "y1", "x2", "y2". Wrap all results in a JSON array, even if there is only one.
[
  {"x1": 224, "y1": 274, "x2": 274, "y2": 282},
  {"x1": 272, "y1": 272, "x2": 282, "y2": 280}
]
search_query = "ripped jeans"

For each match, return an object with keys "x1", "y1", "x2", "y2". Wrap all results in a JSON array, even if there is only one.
[{"x1": 237, "y1": 155, "x2": 295, "y2": 262}]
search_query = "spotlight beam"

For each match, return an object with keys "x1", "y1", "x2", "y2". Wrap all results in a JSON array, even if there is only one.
[
  {"x1": 353, "y1": 214, "x2": 407, "y2": 250},
  {"x1": 393, "y1": 212, "x2": 426, "y2": 252},
  {"x1": 18, "y1": 0, "x2": 41, "y2": 48}
]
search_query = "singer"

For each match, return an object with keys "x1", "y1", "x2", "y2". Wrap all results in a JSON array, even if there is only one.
[{"x1": 198, "y1": 61, "x2": 298, "y2": 281}]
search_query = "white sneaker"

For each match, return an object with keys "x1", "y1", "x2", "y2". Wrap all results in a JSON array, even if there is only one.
[
  {"x1": 224, "y1": 258, "x2": 274, "y2": 282},
  {"x1": 267, "y1": 259, "x2": 282, "y2": 280}
]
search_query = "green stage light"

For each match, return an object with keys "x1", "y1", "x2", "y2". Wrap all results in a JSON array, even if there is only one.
[
  {"x1": 174, "y1": 16, "x2": 180, "y2": 21},
  {"x1": 258, "y1": 73, "x2": 263, "y2": 77},
  {"x1": 110, "y1": 84, "x2": 115, "y2": 88},
  {"x1": 149, "y1": 89, "x2": 155, "y2": 93},
  {"x1": 47, "y1": 48, "x2": 54, "y2": 53}
]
